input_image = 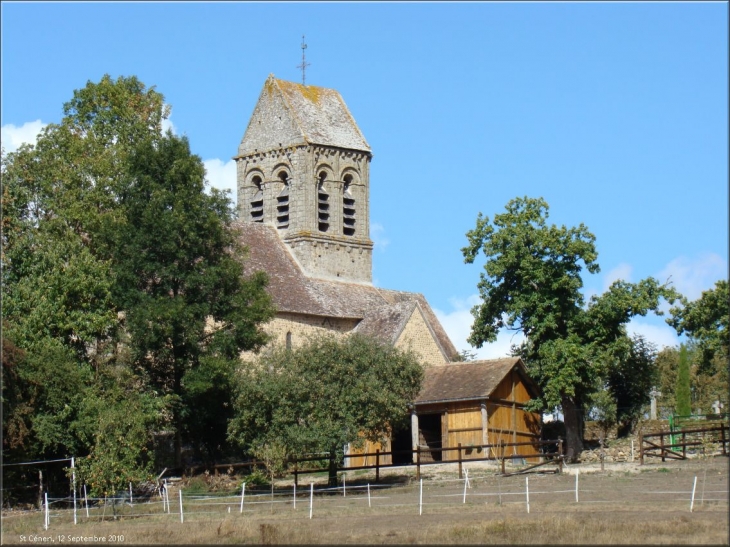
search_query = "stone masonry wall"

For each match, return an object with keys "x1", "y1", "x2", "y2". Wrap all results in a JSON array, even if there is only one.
[{"x1": 395, "y1": 308, "x2": 448, "y2": 367}]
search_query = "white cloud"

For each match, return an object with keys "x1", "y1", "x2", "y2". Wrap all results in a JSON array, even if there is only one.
[
  {"x1": 1, "y1": 120, "x2": 46, "y2": 153},
  {"x1": 371, "y1": 222, "x2": 389, "y2": 252},
  {"x1": 602, "y1": 263, "x2": 633, "y2": 292},
  {"x1": 162, "y1": 105, "x2": 177, "y2": 135},
  {"x1": 657, "y1": 253, "x2": 727, "y2": 301},
  {"x1": 203, "y1": 158, "x2": 237, "y2": 200},
  {"x1": 434, "y1": 295, "x2": 525, "y2": 361},
  {"x1": 626, "y1": 318, "x2": 679, "y2": 350}
]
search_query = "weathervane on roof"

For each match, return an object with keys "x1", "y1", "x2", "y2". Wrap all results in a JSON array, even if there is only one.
[{"x1": 297, "y1": 35, "x2": 311, "y2": 85}]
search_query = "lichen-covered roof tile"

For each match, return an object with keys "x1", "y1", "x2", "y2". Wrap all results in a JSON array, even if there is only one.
[{"x1": 238, "y1": 75, "x2": 370, "y2": 156}]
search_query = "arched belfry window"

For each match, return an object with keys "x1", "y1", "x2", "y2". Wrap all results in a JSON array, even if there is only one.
[
  {"x1": 343, "y1": 174, "x2": 356, "y2": 236},
  {"x1": 317, "y1": 171, "x2": 330, "y2": 232},
  {"x1": 276, "y1": 171, "x2": 290, "y2": 229},
  {"x1": 250, "y1": 176, "x2": 264, "y2": 223}
]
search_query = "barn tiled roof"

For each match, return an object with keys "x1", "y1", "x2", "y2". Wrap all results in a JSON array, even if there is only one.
[
  {"x1": 238, "y1": 75, "x2": 371, "y2": 156},
  {"x1": 415, "y1": 358, "x2": 536, "y2": 405},
  {"x1": 236, "y1": 222, "x2": 458, "y2": 360}
]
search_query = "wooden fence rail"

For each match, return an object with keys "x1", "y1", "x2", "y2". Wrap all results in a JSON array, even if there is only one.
[
  {"x1": 290, "y1": 439, "x2": 564, "y2": 486},
  {"x1": 640, "y1": 424, "x2": 729, "y2": 464}
]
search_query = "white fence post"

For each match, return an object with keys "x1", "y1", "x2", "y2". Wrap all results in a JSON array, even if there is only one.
[
  {"x1": 293, "y1": 483, "x2": 296, "y2": 510},
  {"x1": 343, "y1": 474, "x2": 346, "y2": 497},
  {"x1": 368, "y1": 483, "x2": 371, "y2": 508},
  {"x1": 526, "y1": 476, "x2": 530, "y2": 514},
  {"x1": 44, "y1": 492, "x2": 49, "y2": 530},
  {"x1": 575, "y1": 470, "x2": 579, "y2": 503},
  {"x1": 179, "y1": 489, "x2": 184, "y2": 523},
  {"x1": 419, "y1": 479, "x2": 423, "y2": 516},
  {"x1": 240, "y1": 482, "x2": 246, "y2": 514},
  {"x1": 83, "y1": 484, "x2": 89, "y2": 518},
  {"x1": 463, "y1": 475, "x2": 468, "y2": 504},
  {"x1": 689, "y1": 476, "x2": 697, "y2": 512},
  {"x1": 129, "y1": 482, "x2": 133, "y2": 508},
  {"x1": 309, "y1": 483, "x2": 313, "y2": 520}
]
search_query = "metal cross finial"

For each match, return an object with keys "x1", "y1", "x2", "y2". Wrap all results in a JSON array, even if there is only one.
[{"x1": 297, "y1": 35, "x2": 311, "y2": 85}]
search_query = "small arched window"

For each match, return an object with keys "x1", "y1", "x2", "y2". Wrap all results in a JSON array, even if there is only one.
[
  {"x1": 343, "y1": 174, "x2": 356, "y2": 236},
  {"x1": 276, "y1": 171, "x2": 289, "y2": 229},
  {"x1": 317, "y1": 171, "x2": 329, "y2": 232},
  {"x1": 250, "y1": 176, "x2": 264, "y2": 223}
]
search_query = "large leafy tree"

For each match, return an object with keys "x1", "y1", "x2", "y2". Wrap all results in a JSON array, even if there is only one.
[
  {"x1": 2, "y1": 75, "x2": 274, "y2": 478},
  {"x1": 462, "y1": 197, "x2": 676, "y2": 461},
  {"x1": 228, "y1": 334, "x2": 424, "y2": 486},
  {"x1": 105, "y1": 132, "x2": 275, "y2": 465}
]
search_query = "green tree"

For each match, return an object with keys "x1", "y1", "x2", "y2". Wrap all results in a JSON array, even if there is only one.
[
  {"x1": 2, "y1": 75, "x2": 274, "y2": 476},
  {"x1": 462, "y1": 197, "x2": 676, "y2": 461},
  {"x1": 228, "y1": 334, "x2": 424, "y2": 486},
  {"x1": 605, "y1": 334, "x2": 658, "y2": 437},
  {"x1": 675, "y1": 344, "x2": 692, "y2": 416},
  {"x1": 108, "y1": 132, "x2": 274, "y2": 465},
  {"x1": 669, "y1": 280, "x2": 728, "y2": 413}
]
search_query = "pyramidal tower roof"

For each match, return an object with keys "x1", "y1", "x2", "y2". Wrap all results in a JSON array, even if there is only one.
[{"x1": 237, "y1": 75, "x2": 371, "y2": 157}]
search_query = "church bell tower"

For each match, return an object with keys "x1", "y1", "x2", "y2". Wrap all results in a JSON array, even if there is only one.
[{"x1": 235, "y1": 75, "x2": 374, "y2": 284}]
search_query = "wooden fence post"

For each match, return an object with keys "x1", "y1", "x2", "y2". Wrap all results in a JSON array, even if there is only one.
[
  {"x1": 682, "y1": 431, "x2": 686, "y2": 459},
  {"x1": 660, "y1": 433, "x2": 665, "y2": 462},
  {"x1": 720, "y1": 424, "x2": 727, "y2": 456},
  {"x1": 375, "y1": 449, "x2": 380, "y2": 483},
  {"x1": 558, "y1": 439, "x2": 564, "y2": 473},
  {"x1": 500, "y1": 440, "x2": 506, "y2": 475},
  {"x1": 293, "y1": 456, "x2": 298, "y2": 489},
  {"x1": 458, "y1": 443, "x2": 463, "y2": 479},
  {"x1": 639, "y1": 434, "x2": 644, "y2": 465}
]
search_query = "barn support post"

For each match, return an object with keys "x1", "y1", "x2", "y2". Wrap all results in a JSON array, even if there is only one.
[{"x1": 480, "y1": 402, "x2": 488, "y2": 447}]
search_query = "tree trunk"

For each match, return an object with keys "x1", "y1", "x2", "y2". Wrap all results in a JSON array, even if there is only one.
[
  {"x1": 327, "y1": 451, "x2": 338, "y2": 488},
  {"x1": 561, "y1": 395, "x2": 584, "y2": 462}
]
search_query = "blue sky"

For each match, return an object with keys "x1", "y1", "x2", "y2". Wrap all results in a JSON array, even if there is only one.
[{"x1": 2, "y1": 2, "x2": 727, "y2": 358}]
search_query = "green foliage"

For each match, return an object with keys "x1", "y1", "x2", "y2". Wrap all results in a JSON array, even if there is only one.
[
  {"x1": 669, "y1": 280, "x2": 728, "y2": 412},
  {"x1": 587, "y1": 388, "x2": 617, "y2": 439},
  {"x1": 1, "y1": 74, "x2": 274, "y2": 486},
  {"x1": 462, "y1": 196, "x2": 677, "y2": 460},
  {"x1": 606, "y1": 335, "x2": 658, "y2": 436},
  {"x1": 669, "y1": 280, "x2": 729, "y2": 371},
  {"x1": 675, "y1": 344, "x2": 692, "y2": 416},
  {"x1": 229, "y1": 334, "x2": 424, "y2": 484}
]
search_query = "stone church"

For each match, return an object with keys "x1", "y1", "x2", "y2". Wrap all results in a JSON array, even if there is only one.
[
  {"x1": 233, "y1": 75, "x2": 541, "y2": 463},
  {"x1": 234, "y1": 75, "x2": 458, "y2": 367}
]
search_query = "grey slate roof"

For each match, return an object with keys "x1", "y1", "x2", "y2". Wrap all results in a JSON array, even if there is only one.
[
  {"x1": 238, "y1": 75, "x2": 371, "y2": 157},
  {"x1": 415, "y1": 358, "x2": 539, "y2": 405},
  {"x1": 236, "y1": 221, "x2": 458, "y2": 360}
]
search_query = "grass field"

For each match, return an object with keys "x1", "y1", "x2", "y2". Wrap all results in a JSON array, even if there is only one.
[{"x1": 3, "y1": 457, "x2": 728, "y2": 544}]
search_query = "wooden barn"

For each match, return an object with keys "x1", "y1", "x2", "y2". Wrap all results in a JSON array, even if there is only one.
[
  {"x1": 345, "y1": 357, "x2": 541, "y2": 467},
  {"x1": 411, "y1": 357, "x2": 541, "y2": 462}
]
